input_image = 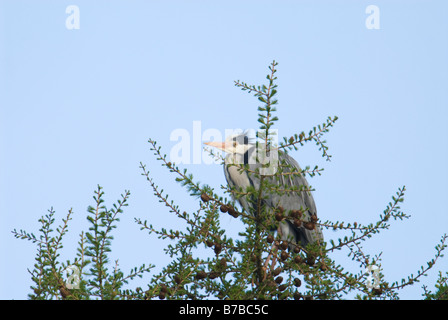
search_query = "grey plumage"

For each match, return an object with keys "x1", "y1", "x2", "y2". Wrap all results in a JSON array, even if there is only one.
[{"x1": 208, "y1": 133, "x2": 323, "y2": 249}]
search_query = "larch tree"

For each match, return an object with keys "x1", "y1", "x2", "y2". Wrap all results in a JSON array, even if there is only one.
[{"x1": 13, "y1": 61, "x2": 447, "y2": 300}]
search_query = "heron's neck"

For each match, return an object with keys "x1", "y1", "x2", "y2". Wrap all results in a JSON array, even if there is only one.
[{"x1": 225, "y1": 146, "x2": 256, "y2": 165}]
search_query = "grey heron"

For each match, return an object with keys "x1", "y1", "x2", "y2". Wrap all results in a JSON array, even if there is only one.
[{"x1": 205, "y1": 133, "x2": 324, "y2": 250}]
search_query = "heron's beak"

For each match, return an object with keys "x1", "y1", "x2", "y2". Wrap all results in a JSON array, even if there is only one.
[{"x1": 204, "y1": 141, "x2": 227, "y2": 151}]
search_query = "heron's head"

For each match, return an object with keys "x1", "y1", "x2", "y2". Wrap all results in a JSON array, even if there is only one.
[{"x1": 204, "y1": 133, "x2": 254, "y2": 155}]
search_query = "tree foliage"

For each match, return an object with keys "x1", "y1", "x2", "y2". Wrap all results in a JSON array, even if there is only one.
[{"x1": 13, "y1": 61, "x2": 447, "y2": 300}]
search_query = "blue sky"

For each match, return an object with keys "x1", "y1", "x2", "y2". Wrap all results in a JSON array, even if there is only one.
[{"x1": 1, "y1": 0, "x2": 447, "y2": 299}]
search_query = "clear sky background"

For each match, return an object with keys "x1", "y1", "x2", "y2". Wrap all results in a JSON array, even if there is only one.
[{"x1": 1, "y1": 0, "x2": 447, "y2": 300}]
